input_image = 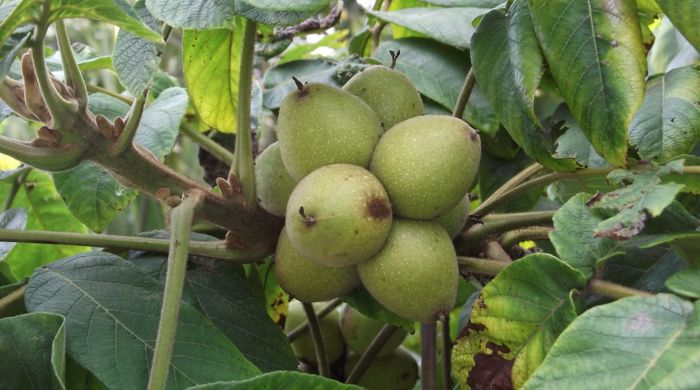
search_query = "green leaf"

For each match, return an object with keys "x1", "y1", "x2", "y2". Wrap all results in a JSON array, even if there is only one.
[
  {"x1": 422, "y1": 0, "x2": 503, "y2": 6},
  {"x1": 657, "y1": 0, "x2": 700, "y2": 52},
  {"x1": 0, "y1": 170, "x2": 89, "y2": 280},
  {"x1": 552, "y1": 105, "x2": 607, "y2": 168},
  {"x1": 369, "y1": 7, "x2": 487, "y2": 49},
  {"x1": 127, "y1": 250, "x2": 297, "y2": 372},
  {"x1": 0, "y1": 0, "x2": 162, "y2": 49},
  {"x1": 375, "y1": 38, "x2": 499, "y2": 135},
  {"x1": 549, "y1": 193, "x2": 621, "y2": 278},
  {"x1": 86, "y1": 93, "x2": 131, "y2": 121},
  {"x1": 113, "y1": 0, "x2": 162, "y2": 96},
  {"x1": 183, "y1": 24, "x2": 246, "y2": 133},
  {"x1": 648, "y1": 17, "x2": 700, "y2": 75},
  {"x1": 344, "y1": 286, "x2": 414, "y2": 330},
  {"x1": 187, "y1": 371, "x2": 362, "y2": 390},
  {"x1": 452, "y1": 253, "x2": 588, "y2": 388},
  {"x1": 640, "y1": 232, "x2": 700, "y2": 268},
  {"x1": 529, "y1": 0, "x2": 647, "y2": 166},
  {"x1": 523, "y1": 294, "x2": 700, "y2": 390},
  {"x1": 0, "y1": 25, "x2": 30, "y2": 79},
  {"x1": 25, "y1": 252, "x2": 261, "y2": 390},
  {"x1": 471, "y1": 2, "x2": 576, "y2": 171},
  {"x1": 0, "y1": 208, "x2": 27, "y2": 261},
  {"x1": 0, "y1": 312, "x2": 66, "y2": 389},
  {"x1": 590, "y1": 161, "x2": 686, "y2": 239},
  {"x1": 134, "y1": 87, "x2": 188, "y2": 160},
  {"x1": 52, "y1": 162, "x2": 138, "y2": 233},
  {"x1": 601, "y1": 246, "x2": 686, "y2": 297},
  {"x1": 629, "y1": 66, "x2": 700, "y2": 162},
  {"x1": 145, "y1": 0, "x2": 332, "y2": 29},
  {"x1": 666, "y1": 269, "x2": 700, "y2": 298}
]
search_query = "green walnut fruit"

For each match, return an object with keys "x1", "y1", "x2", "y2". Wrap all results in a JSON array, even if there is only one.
[
  {"x1": 358, "y1": 219, "x2": 458, "y2": 323},
  {"x1": 255, "y1": 142, "x2": 297, "y2": 216},
  {"x1": 277, "y1": 81, "x2": 383, "y2": 180},
  {"x1": 275, "y1": 228, "x2": 360, "y2": 302},
  {"x1": 435, "y1": 194, "x2": 470, "y2": 239},
  {"x1": 286, "y1": 164, "x2": 392, "y2": 267},
  {"x1": 370, "y1": 115, "x2": 481, "y2": 219},
  {"x1": 343, "y1": 64, "x2": 423, "y2": 130},
  {"x1": 284, "y1": 300, "x2": 345, "y2": 364},
  {"x1": 346, "y1": 347, "x2": 418, "y2": 390},
  {"x1": 339, "y1": 305, "x2": 407, "y2": 356}
]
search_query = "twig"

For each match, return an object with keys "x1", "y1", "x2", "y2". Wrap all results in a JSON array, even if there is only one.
[
  {"x1": 0, "y1": 135, "x2": 83, "y2": 171},
  {"x1": 2, "y1": 168, "x2": 30, "y2": 210},
  {"x1": 86, "y1": 84, "x2": 133, "y2": 104},
  {"x1": 0, "y1": 228, "x2": 267, "y2": 261},
  {"x1": 0, "y1": 285, "x2": 26, "y2": 313},
  {"x1": 457, "y1": 256, "x2": 653, "y2": 299},
  {"x1": 302, "y1": 302, "x2": 330, "y2": 377},
  {"x1": 180, "y1": 124, "x2": 234, "y2": 165},
  {"x1": 588, "y1": 279, "x2": 653, "y2": 299},
  {"x1": 346, "y1": 324, "x2": 399, "y2": 384},
  {"x1": 460, "y1": 211, "x2": 556, "y2": 248},
  {"x1": 421, "y1": 322, "x2": 437, "y2": 390},
  {"x1": 370, "y1": 0, "x2": 391, "y2": 54},
  {"x1": 483, "y1": 240, "x2": 512, "y2": 262},
  {"x1": 287, "y1": 299, "x2": 342, "y2": 341},
  {"x1": 275, "y1": 1, "x2": 344, "y2": 40},
  {"x1": 452, "y1": 69, "x2": 476, "y2": 119},
  {"x1": 500, "y1": 226, "x2": 553, "y2": 251},
  {"x1": 148, "y1": 192, "x2": 204, "y2": 390},
  {"x1": 472, "y1": 168, "x2": 614, "y2": 217}
]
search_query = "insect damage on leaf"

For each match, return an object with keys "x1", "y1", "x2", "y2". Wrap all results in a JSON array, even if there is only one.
[{"x1": 591, "y1": 160, "x2": 687, "y2": 239}]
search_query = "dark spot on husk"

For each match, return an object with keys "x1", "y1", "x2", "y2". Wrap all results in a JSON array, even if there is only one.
[
  {"x1": 366, "y1": 196, "x2": 391, "y2": 220},
  {"x1": 467, "y1": 342, "x2": 513, "y2": 390},
  {"x1": 469, "y1": 129, "x2": 479, "y2": 141}
]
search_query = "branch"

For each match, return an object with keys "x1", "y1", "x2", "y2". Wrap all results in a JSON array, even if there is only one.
[
  {"x1": 148, "y1": 192, "x2": 204, "y2": 390},
  {"x1": 0, "y1": 229, "x2": 267, "y2": 261},
  {"x1": 459, "y1": 211, "x2": 556, "y2": 250},
  {"x1": 452, "y1": 68, "x2": 476, "y2": 119},
  {"x1": 180, "y1": 124, "x2": 234, "y2": 165},
  {"x1": 55, "y1": 20, "x2": 88, "y2": 110},
  {"x1": 345, "y1": 324, "x2": 399, "y2": 384},
  {"x1": 457, "y1": 256, "x2": 652, "y2": 299},
  {"x1": 421, "y1": 322, "x2": 437, "y2": 390},
  {"x1": 286, "y1": 299, "x2": 342, "y2": 341},
  {"x1": 231, "y1": 20, "x2": 257, "y2": 209},
  {"x1": 302, "y1": 302, "x2": 330, "y2": 377},
  {"x1": 440, "y1": 314, "x2": 452, "y2": 390},
  {"x1": 275, "y1": 1, "x2": 344, "y2": 40},
  {"x1": 472, "y1": 167, "x2": 615, "y2": 217},
  {"x1": 0, "y1": 135, "x2": 83, "y2": 171}
]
